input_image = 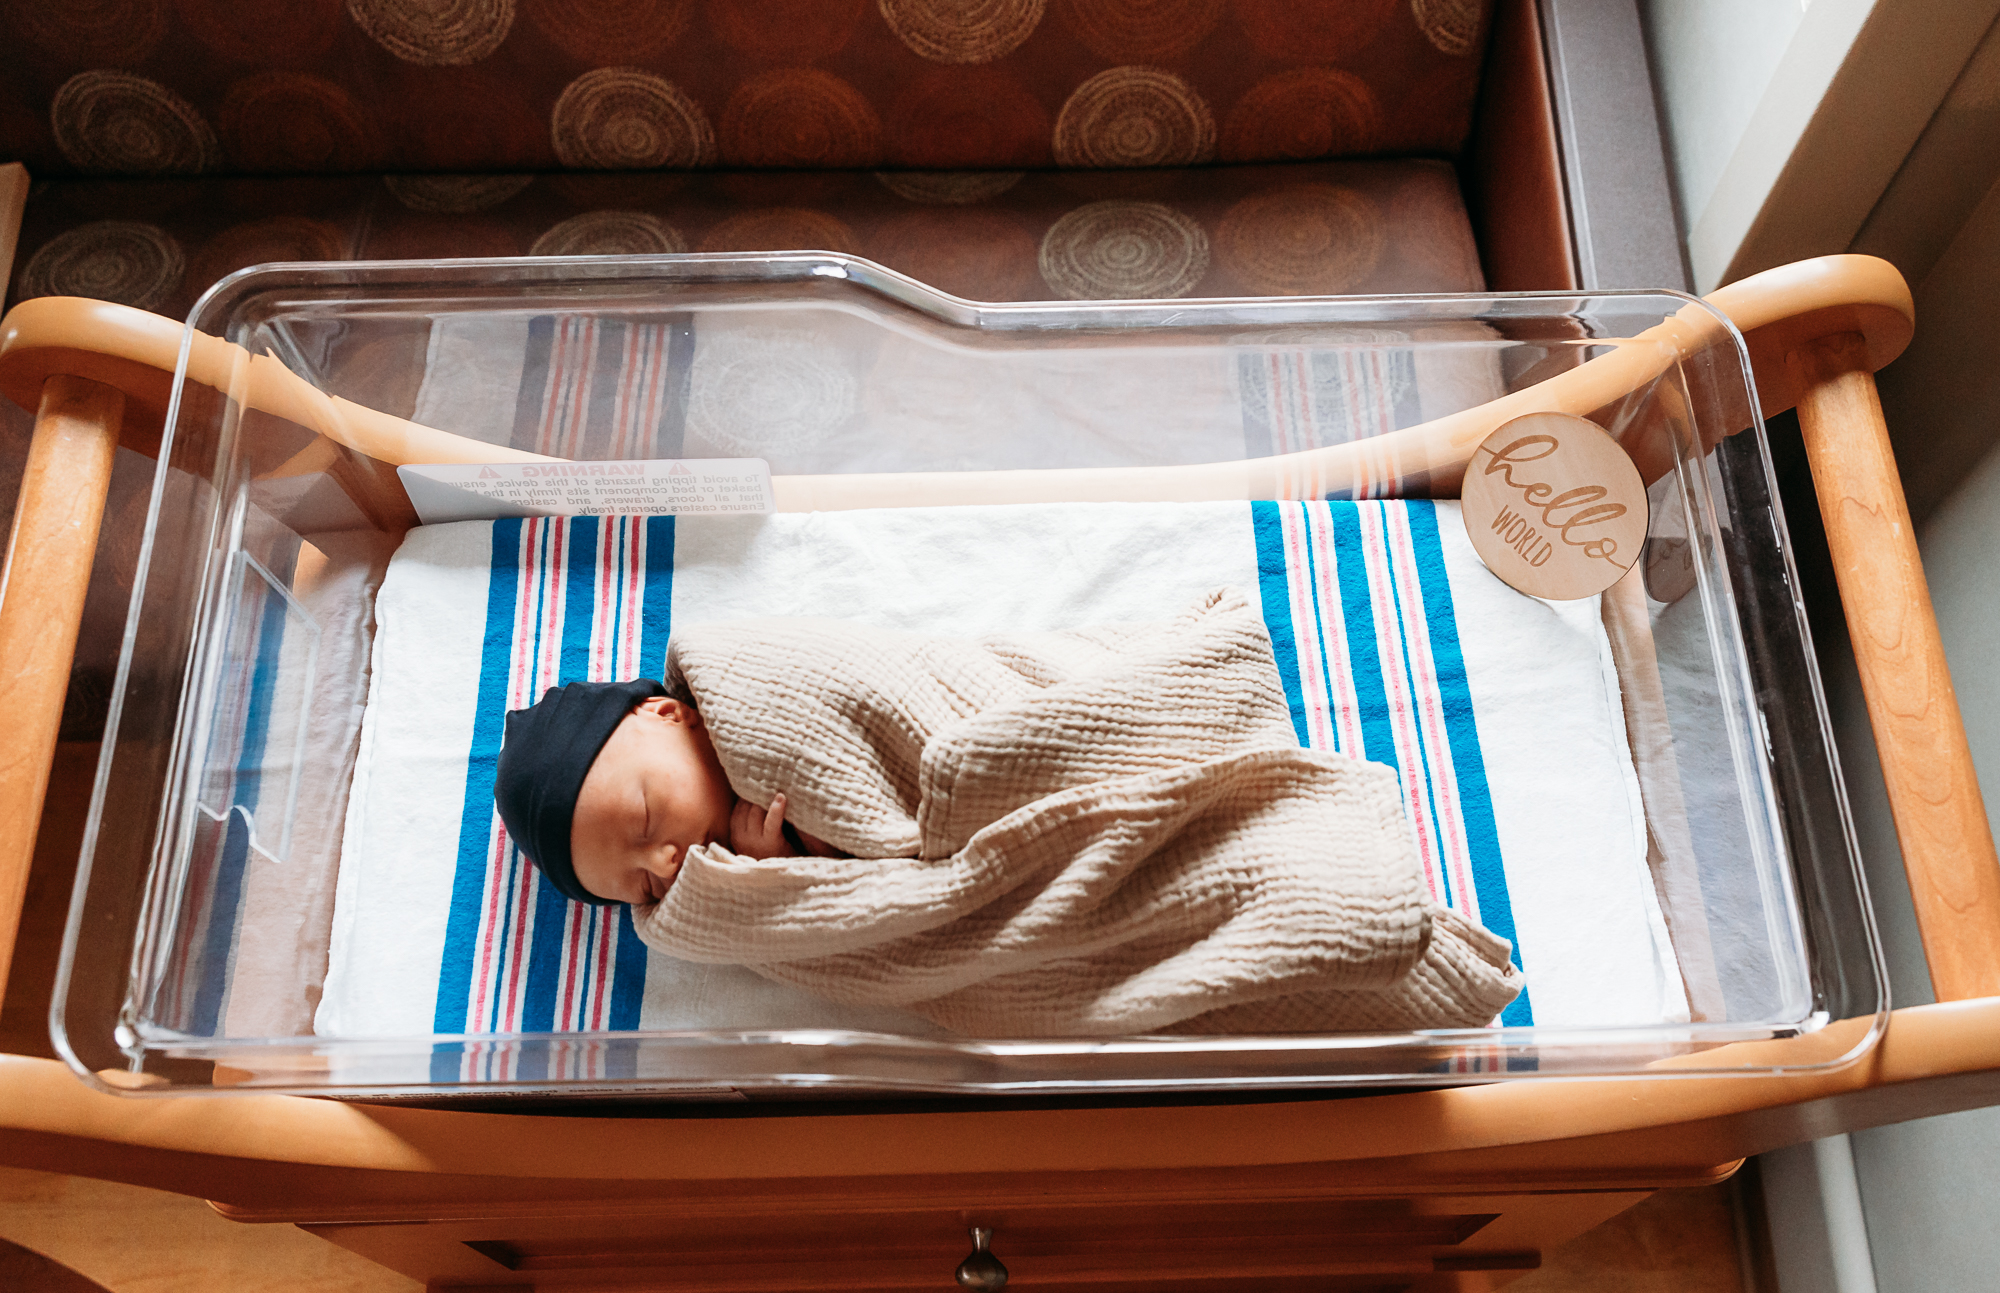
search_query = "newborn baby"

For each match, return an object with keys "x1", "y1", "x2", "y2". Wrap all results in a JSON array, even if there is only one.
[
  {"x1": 489, "y1": 596, "x2": 1523, "y2": 1036},
  {"x1": 492, "y1": 677, "x2": 837, "y2": 907}
]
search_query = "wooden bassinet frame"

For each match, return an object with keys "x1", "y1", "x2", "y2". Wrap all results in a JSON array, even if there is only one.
[{"x1": 0, "y1": 254, "x2": 1996, "y2": 1285}]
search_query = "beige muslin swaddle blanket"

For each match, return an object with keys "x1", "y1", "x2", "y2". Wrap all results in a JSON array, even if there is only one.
[{"x1": 636, "y1": 588, "x2": 1522, "y2": 1035}]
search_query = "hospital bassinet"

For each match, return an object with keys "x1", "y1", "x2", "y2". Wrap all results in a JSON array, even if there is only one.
[{"x1": 0, "y1": 253, "x2": 1988, "y2": 1104}]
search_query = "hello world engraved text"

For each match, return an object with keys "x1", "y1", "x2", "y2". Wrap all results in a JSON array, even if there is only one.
[{"x1": 1478, "y1": 434, "x2": 1633, "y2": 567}]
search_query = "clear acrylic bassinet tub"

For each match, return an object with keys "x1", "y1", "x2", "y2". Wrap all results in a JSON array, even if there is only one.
[{"x1": 52, "y1": 253, "x2": 1886, "y2": 1098}]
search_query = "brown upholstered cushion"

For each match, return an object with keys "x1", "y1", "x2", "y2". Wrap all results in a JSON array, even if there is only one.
[
  {"x1": 1, "y1": 0, "x2": 1491, "y2": 176},
  {"x1": 6, "y1": 159, "x2": 1484, "y2": 313}
]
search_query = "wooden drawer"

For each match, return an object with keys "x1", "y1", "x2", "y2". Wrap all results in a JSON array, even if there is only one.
[{"x1": 299, "y1": 1184, "x2": 1656, "y2": 1291}]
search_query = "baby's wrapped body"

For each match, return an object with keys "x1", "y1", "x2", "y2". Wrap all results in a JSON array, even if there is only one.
[{"x1": 641, "y1": 588, "x2": 1524, "y2": 1036}]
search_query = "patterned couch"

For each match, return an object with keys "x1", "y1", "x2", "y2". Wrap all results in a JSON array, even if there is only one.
[
  {"x1": 1, "y1": 0, "x2": 1566, "y2": 313},
  {"x1": 0, "y1": 0, "x2": 1577, "y2": 751}
]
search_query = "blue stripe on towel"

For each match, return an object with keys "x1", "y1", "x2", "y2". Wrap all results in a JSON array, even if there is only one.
[
  {"x1": 523, "y1": 520, "x2": 603, "y2": 1030},
  {"x1": 640, "y1": 515, "x2": 675, "y2": 678},
  {"x1": 586, "y1": 321, "x2": 626, "y2": 439},
  {"x1": 188, "y1": 583, "x2": 291, "y2": 1035},
  {"x1": 1251, "y1": 503, "x2": 1309, "y2": 746},
  {"x1": 428, "y1": 1042, "x2": 460, "y2": 1085},
  {"x1": 1375, "y1": 508, "x2": 1455, "y2": 911},
  {"x1": 557, "y1": 516, "x2": 602, "y2": 688},
  {"x1": 436, "y1": 517, "x2": 668, "y2": 1040},
  {"x1": 1327, "y1": 503, "x2": 1395, "y2": 769},
  {"x1": 1405, "y1": 502, "x2": 1531, "y2": 1025},
  {"x1": 1248, "y1": 499, "x2": 1533, "y2": 1029},
  {"x1": 610, "y1": 908, "x2": 647, "y2": 1031},
  {"x1": 435, "y1": 519, "x2": 525, "y2": 1033},
  {"x1": 657, "y1": 319, "x2": 695, "y2": 457},
  {"x1": 511, "y1": 318, "x2": 556, "y2": 453}
]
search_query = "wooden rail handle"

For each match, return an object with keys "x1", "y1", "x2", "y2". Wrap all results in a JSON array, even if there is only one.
[
  {"x1": 0, "y1": 376, "x2": 122, "y2": 1008},
  {"x1": 0, "y1": 257, "x2": 1917, "y2": 512},
  {"x1": 1792, "y1": 332, "x2": 2000, "y2": 1002}
]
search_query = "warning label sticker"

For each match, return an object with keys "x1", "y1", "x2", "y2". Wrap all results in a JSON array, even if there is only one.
[{"x1": 398, "y1": 458, "x2": 775, "y2": 525}]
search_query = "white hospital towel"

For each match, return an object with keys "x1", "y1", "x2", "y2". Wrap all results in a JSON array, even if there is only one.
[{"x1": 319, "y1": 500, "x2": 1685, "y2": 1043}]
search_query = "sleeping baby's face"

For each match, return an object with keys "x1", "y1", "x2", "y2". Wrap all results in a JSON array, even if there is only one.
[{"x1": 570, "y1": 697, "x2": 736, "y2": 905}]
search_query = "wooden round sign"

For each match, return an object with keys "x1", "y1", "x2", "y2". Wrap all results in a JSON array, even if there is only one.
[{"x1": 1460, "y1": 412, "x2": 1648, "y2": 601}]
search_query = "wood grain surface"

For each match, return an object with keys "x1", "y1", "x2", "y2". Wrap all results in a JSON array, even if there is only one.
[
  {"x1": 1509, "y1": 1178, "x2": 1762, "y2": 1293},
  {"x1": 0, "y1": 164, "x2": 26, "y2": 293},
  {"x1": 307, "y1": 1187, "x2": 1636, "y2": 1291},
  {"x1": 0, "y1": 376, "x2": 121, "y2": 1007},
  {"x1": 0, "y1": 1162, "x2": 1760, "y2": 1293},
  {"x1": 0, "y1": 1166, "x2": 413, "y2": 1293},
  {"x1": 1793, "y1": 331, "x2": 2000, "y2": 1001}
]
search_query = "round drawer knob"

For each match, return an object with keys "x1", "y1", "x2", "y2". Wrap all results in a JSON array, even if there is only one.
[{"x1": 956, "y1": 1227, "x2": 1008, "y2": 1291}]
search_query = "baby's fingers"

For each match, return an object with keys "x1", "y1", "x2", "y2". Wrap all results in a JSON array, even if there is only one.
[
  {"x1": 727, "y1": 799, "x2": 764, "y2": 855},
  {"x1": 754, "y1": 793, "x2": 788, "y2": 853}
]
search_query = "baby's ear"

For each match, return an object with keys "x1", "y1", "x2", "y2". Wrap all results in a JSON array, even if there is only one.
[{"x1": 636, "y1": 695, "x2": 696, "y2": 723}]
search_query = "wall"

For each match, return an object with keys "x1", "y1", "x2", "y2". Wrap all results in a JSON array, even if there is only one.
[
  {"x1": 1834, "y1": 200, "x2": 2000, "y2": 1283},
  {"x1": 1639, "y1": 0, "x2": 1806, "y2": 239},
  {"x1": 1640, "y1": 3, "x2": 2000, "y2": 1287},
  {"x1": 1642, "y1": 0, "x2": 2000, "y2": 291}
]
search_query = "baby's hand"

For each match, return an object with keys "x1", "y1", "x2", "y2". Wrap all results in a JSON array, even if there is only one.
[{"x1": 729, "y1": 793, "x2": 792, "y2": 859}]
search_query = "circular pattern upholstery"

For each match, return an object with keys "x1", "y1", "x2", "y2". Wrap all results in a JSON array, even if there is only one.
[
  {"x1": 51, "y1": 72, "x2": 220, "y2": 174},
  {"x1": 548, "y1": 172, "x2": 688, "y2": 206},
  {"x1": 219, "y1": 73, "x2": 378, "y2": 172},
  {"x1": 872, "y1": 208, "x2": 1041, "y2": 299},
  {"x1": 1215, "y1": 182, "x2": 1384, "y2": 295},
  {"x1": 345, "y1": 0, "x2": 516, "y2": 66},
  {"x1": 14, "y1": 0, "x2": 1491, "y2": 177},
  {"x1": 177, "y1": 0, "x2": 344, "y2": 63},
  {"x1": 531, "y1": 210, "x2": 687, "y2": 256},
  {"x1": 688, "y1": 329, "x2": 859, "y2": 454},
  {"x1": 13, "y1": 0, "x2": 167, "y2": 63},
  {"x1": 552, "y1": 68, "x2": 716, "y2": 169},
  {"x1": 187, "y1": 216, "x2": 349, "y2": 296},
  {"x1": 412, "y1": 72, "x2": 547, "y2": 169},
  {"x1": 368, "y1": 216, "x2": 522, "y2": 259},
  {"x1": 721, "y1": 70, "x2": 882, "y2": 169},
  {"x1": 526, "y1": 0, "x2": 691, "y2": 63},
  {"x1": 384, "y1": 173, "x2": 536, "y2": 213},
  {"x1": 1221, "y1": 69, "x2": 1379, "y2": 162},
  {"x1": 1387, "y1": 167, "x2": 1482, "y2": 288},
  {"x1": 19, "y1": 221, "x2": 187, "y2": 309},
  {"x1": 878, "y1": 0, "x2": 1047, "y2": 64},
  {"x1": 1038, "y1": 199, "x2": 1208, "y2": 299},
  {"x1": 1384, "y1": 59, "x2": 1481, "y2": 151},
  {"x1": 697, "y1": 208, "x2": 861, "y2": 254},
  {"x1": 874, "y1": 170, "x2": 1024, "y2": 204},
  {"x1": 1052, "y1": 66, "x2": 1215, "y2": 168},
  {"x1": 1411, "y1": 0, "x2": 1483, "y2": 57},
  {"x1": 887, "y1": 67, "x2": 1049, "y2": 167},
  {"x1": 707, "y1": 0, "x2": 866, "y2": 63},
  {"x1": 15, "y1": 156, "x2": 1482, "y2": 312},
  {"x1": 1233, "y1": 0, "x2": 1395, "y2": 62},
  {"x1": 1055, "y1": 0, "x2": 1224, "y2": 63}
]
